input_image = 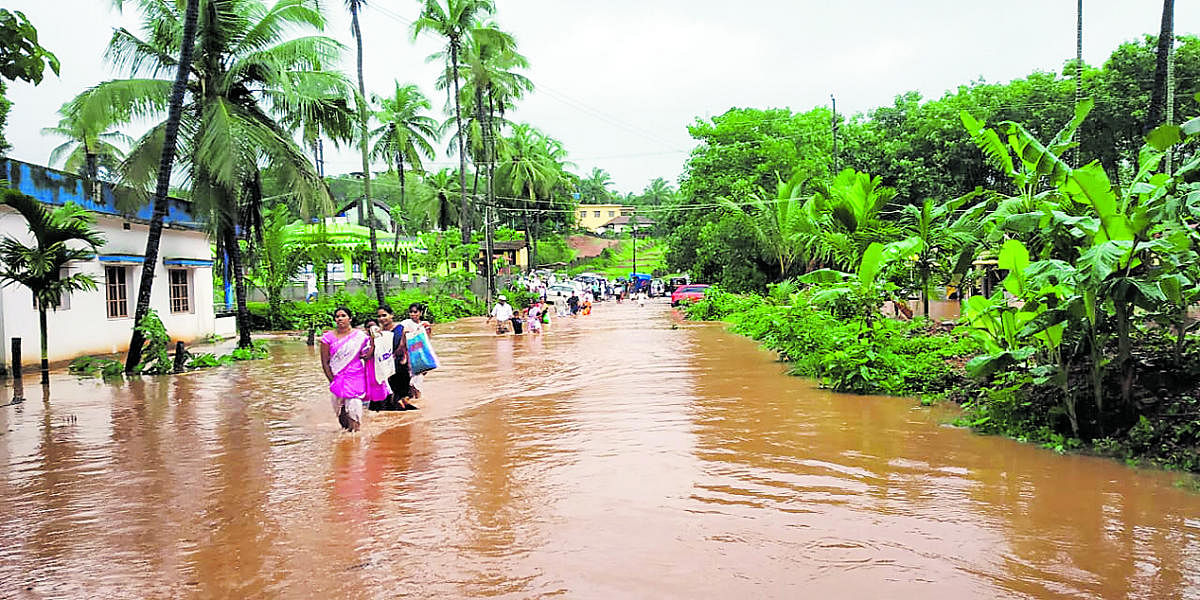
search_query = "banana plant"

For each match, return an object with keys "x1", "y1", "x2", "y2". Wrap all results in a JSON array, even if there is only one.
[{"x1": 800, "y1": 237, "x2": 923, "y2": 330}]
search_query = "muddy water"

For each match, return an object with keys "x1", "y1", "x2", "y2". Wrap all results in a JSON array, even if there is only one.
[{"x1": 1, "y1": 301, "x2": 1198, "y2": 598}]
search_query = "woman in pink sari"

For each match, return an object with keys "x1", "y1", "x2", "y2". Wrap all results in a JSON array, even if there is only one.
[{"x1": 320, "y1": 307, "x2": 371, "y2": 431}]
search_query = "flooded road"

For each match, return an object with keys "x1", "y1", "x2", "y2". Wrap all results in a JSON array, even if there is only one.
[{"x1": 1, "y1": 300, "x2": 1198, "y2": 598}]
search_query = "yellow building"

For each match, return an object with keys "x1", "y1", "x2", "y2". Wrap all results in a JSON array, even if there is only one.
[{"x1": 575, "y1": 204, "x2": 634, "y2": 232}]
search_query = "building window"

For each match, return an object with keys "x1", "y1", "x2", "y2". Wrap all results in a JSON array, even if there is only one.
[
  {"x1": 609, "y1": 210, "x2": 615, "y2": 217},
  {"x1": 169, "y1": 269, "x2": 191, "y2": 313},
  {"x1": 593, "y1": 210, "x2": 600, "y2": 217},
  {"x1": 105, "y1": 266, "x2": 128, "y2": 318}
]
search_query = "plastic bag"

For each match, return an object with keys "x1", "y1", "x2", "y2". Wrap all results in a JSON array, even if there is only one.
[{"x1": 407, "y1": 329, "x2": 440, "y2": 375}]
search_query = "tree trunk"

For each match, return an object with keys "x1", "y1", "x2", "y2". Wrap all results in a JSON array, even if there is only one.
[
  {"x1": 85, "y1": 151, "x2": 100, "y2": 201},
  {"x1": 124, "y1": 0, "x2": 201, "y2": 374},
  {"x1": 38, "y1": 306, "x2": 48, "y2": 385},
  {"x1": 1148, "y1": 0, "x2": 1175, "y2": 128},
  {"x1": 394, "y1": 154, "x2": 405, "y2": 253},
  {"x1": 224, "y1": 226, "x2": 252, "y2": 349},
  {"x1": 350, "y1": 3, "x2": 385, "y2": 306},
  {"x1": 451, "y1": 39, "x2": 470, "y2": 245}
]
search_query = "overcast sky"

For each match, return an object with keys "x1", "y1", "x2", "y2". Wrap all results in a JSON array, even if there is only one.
[{"x1": 5, "y1": 1, "x2": 1198, "y2": 194}]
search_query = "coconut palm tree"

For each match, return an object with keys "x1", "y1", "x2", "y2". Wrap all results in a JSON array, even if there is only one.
[
  {"x1": 497, "y1": 124, "x2": 562, "y2": 269},
  {"x1": 412, "y1": 0, "x2": 496, "y2": 245},
  {"x1": 344, "y1": 0, "x2": 386, "y2": 305},
  {"x1": 42, "y1": 104, "x2": 132, "y2": 198},
  {"x1": 640, "y1": 177, "x2": 675, "y2": 206},
  {"x1": 85, "y1": 0, "x2": 353, "y2": 349},
  {"x1": 371, "y1": 81, "x2": 438, "y2": 224},
  {"x1": 418, "y1": 168, "x2": 461, "y2": 231},
  {"x1": 104, "y1": 0, "x2": 199, "y2": 371},
  {"x1": 0, "y1": 190, "x2": 104, "y2": 384},
  {"x1": 578, "y1": 167, "x2": 613, "y2": 204}
]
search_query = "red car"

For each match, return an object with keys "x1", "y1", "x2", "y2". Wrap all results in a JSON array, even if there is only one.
[{"x1": 671, "y1": 284, "x2": 710, "y2": 306}]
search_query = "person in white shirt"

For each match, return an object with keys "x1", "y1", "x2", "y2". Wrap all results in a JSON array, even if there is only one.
[{"x1": 487, "y1": 295, "x2": 515, "y2": 333}]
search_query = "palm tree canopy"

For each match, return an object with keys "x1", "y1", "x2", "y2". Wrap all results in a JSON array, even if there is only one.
[
  {"x1": 86, "y1": 0, "x2": 353, "y2": 222},
  {"x1": 370, "y1": 81, "x2": 439, "y2": 173}
]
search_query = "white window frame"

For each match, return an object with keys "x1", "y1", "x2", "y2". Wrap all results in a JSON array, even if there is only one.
[
  {"x1": 105, "y1": 265, "x2": 129, "y2": 319},
  {"x1": 168, "y1": 268, "x2": 192, "y2": 314}
]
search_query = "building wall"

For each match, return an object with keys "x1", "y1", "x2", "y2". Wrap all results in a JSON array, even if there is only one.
[
  {"x1": 0, "y1": 158, "x2": 218, "y2": 368},
  {"x1": 574, "y1": 204, "x2": 631, "y2": 230},
  {"x1": 0, "y1": 213, "x2": 217, "y2": 366}
]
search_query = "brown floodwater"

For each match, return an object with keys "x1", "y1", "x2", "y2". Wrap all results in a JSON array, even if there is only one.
[{"x1": 1, "y1": 300, "x2": 1198, "y2": 598}]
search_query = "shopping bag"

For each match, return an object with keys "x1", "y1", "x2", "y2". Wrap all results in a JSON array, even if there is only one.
[{"x1": 407, "y1": 329, "x2": 440, "y2": 375}]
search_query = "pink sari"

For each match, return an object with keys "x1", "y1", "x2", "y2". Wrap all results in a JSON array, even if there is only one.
[{"x1": 322, "y1": 329, "x2": 368, "y2": 399}]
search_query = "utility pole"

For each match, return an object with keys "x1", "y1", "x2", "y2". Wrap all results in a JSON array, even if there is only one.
[
  {"x1": 1073, "y1": 0, "x2": 1083, "y2": 166},
  {"x1": 630, "y1": 211, "x2": 639, "y2": 281},
  {"x1": 1165, "y1": 1, "x2": 1176, "y2": 175},
  {"x1": 831, "y1": 94, "x2": 839, "y2": 173}
]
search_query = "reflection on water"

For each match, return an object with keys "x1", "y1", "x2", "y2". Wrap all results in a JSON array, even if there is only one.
[{"x1": 1, "y1": 301, "x2": 1197, "y2": 598}]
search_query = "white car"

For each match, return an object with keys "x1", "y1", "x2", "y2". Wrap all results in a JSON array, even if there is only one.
[{"x1": 546, "y1": 284, "x2": 578, "y2": 303}]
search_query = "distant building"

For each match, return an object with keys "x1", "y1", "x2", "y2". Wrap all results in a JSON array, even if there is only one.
[
  {"x1": 575, "y1": 203, "x2": 633, "y2": 233},
  {"x1": 486, "y1": 240, "x2": 529, "y2": 274},
  {"x1": 0, "y1": 158, "x2": 230, "y2": 369},
  {"x1": 597, "y1": 214, "x2": 656, "y2": 235}
]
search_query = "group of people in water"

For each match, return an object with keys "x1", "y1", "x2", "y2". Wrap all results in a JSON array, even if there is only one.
[{"x1": 318, "y1": 303, "x2": 432, "y2": 432}]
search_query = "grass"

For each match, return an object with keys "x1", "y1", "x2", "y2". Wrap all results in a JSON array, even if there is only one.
[{"x1": 575, "y1": 237, "x2": 668, "y2": 278}]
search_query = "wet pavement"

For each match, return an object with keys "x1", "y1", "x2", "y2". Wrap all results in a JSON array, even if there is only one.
[{"x1": 1, "y1": 299, "x2": 1198, "y2": 598}]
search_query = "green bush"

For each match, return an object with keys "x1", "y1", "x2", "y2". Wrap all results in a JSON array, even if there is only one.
[
  {"x1": 686, "y1": 289, "x2": 979, "y2": 396},
  {"x1": 248, "y1": 289, "x2": 484, "y2": 330},
  {"x1": 68, "y1": 355, "x2": 124, "y2": 379}
]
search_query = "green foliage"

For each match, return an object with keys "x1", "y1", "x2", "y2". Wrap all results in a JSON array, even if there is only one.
[
  {"x1": 247, "y1": 288, "x2": 484, "y2": 330},
  {"x1": 535, "y1": 235, "x2": 574, "y2": 265},
  {"x1": 68, "y1": 356, "x2": 123, "y2": 379},
  {"x1": 134, "y1": 309, "x2": 172, "y2": 375},
  {"x1": 686, "y1": 288, "x2": 979, "y2": 396},
  {"x1": 186, "y1": 353, "x2": 232, "y2": 369},
  {"x1": 0, "y1": 9, "x2": 59, "y2": 85},
  {"x1": 229, "y1": 340, "x2": 269, "y2": 361}
]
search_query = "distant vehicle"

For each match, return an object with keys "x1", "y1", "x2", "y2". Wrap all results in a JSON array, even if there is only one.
[
  {"x1": 546, "y1": 283, "x2": 578, "y2": 303},
  {"x1": 668, "y1": 275, "x2": 690, "y2": 292},
  {"x1": 671, "y1": 284, "x2": 710, "y2": 306},
  {"x1": 650, "y1": 278, "x2": 666, "y2": 297}
]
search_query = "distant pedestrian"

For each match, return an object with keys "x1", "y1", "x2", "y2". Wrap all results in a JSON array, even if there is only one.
[
  {"x1": 638, "y1": 290, "x2": 647, "y2": 307},
  {"x1": 567, "y1": 292, "x2": 580, "y2": 316},
  {"x1": 320, "y1": 307, "x2": 370, "y2": 432}
]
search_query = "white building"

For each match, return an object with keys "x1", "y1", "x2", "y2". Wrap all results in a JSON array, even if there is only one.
[{"x1": 0, "y1": 158, "x2": 232, "y2": 370}]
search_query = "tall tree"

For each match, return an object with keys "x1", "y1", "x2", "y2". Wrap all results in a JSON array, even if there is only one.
[
  {"x1": 0, "y1": 191, "x2": 103, "y2": 384},
  {"x1": 640, "y1": 177, "x2": 675, "y2": 206},
  {"x1": 371, "y1": 81, "x2": 438, "y2": 234},
  {"x1": 418, "y1": 167, "x2": 461, "y2": 230},
  {"x1": 87, "y1": 0, "x2": 351, "y2": 351},
  {"x1": 117, "y1": 0, "x2": 199, "y2": 372},
  {"x1": 413, "y1": 0, "x2": 496, "y2": 245},
  {"x1": 346, "y1": 0, "x2": 386, "y2": 304},
  {"x1": 496, "y1": 123, "x2": 562, "y2": 269},
  {"x1": 42, "y1": 103, "x2": 132, "y2": 197},
  {"x1": 578, "y1": 167, "x2": 614, "y2": 204}
]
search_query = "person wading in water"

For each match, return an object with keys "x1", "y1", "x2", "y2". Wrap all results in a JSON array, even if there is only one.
[
  {"x1": 398, "y1": 303, "x2": 433, "y2": 405},
  {"x1": 375, "y1": 304, "x2": 415, "y2": 410},
  {"x1": 320, "y1": 307, "x2": 371, "y2": 432}
]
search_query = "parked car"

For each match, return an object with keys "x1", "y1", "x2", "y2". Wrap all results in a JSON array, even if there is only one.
[{"x1": 671, "y1": 284, "x2": 710, "y2": 306}]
